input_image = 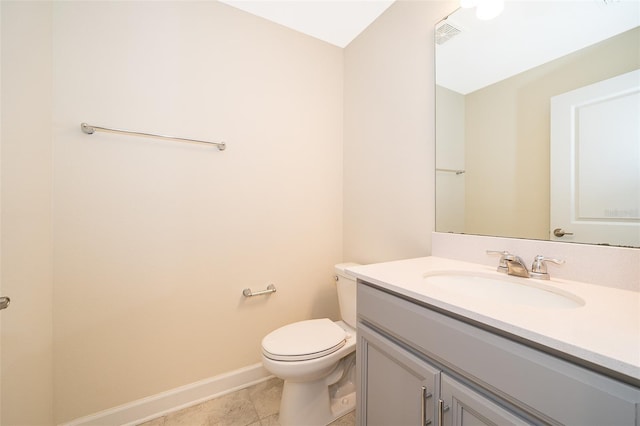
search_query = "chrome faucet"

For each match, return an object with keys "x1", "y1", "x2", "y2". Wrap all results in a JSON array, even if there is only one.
[
  {"x1": 487, "y1": 251, "x2": 565, "y2": 280},
  {"x1": 486, "y1": 250, "x2": 512, "y2": 274},
  {"x1": 487, "y1": 250, "x2": 530, "y2": 277},
  {"x1": 504, "y1": 255, "x2": 530, "y2": 278},
  {"x1": 530, "y1": 255, "x2": 565, "y2": 280}
]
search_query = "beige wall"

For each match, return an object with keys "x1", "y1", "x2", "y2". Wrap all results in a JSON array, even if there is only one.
[
  {"x1": 465, "y1": 27, "x2": 640, "y2": 240},
  {"x1": 1, "y1": 0, "x2": 463, "y2": 422},
  {"x1": 3, "y1": 1, "x2": 344, "y2": 423},
  {"x1": 343, "y1": 0, "x2": 457, "y2": 264},
  {"x1": 52, "y1": 2, "x2": 343, "y2": 422},
  {"x1": 1, "y1": 1, "x2": 55, "y2": 425}
]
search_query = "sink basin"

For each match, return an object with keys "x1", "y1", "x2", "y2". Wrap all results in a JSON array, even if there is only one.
[{"x1": 423, "y1": 271, "x2": 585, "y2": 309}]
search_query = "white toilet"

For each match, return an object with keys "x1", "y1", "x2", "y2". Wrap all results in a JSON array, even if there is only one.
[{"x1": 261, "y1": 263, "x2": 359, "y2": 426}]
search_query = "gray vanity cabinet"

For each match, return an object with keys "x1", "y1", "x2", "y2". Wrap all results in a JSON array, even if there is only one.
[
  {"x1": 358, "y1": 322, "x2": 526, "y2": 426},
  {"x1": 356, "y1": 281, "x2": 640, "y2": 426},
  {"x1": 358, "y1": 323, "x2": 439, "y2": 426}
]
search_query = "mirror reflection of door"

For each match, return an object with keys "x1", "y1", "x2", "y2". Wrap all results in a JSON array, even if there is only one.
[{"x1": 550, "y1": 69, "x2": 640, "y2": 247}]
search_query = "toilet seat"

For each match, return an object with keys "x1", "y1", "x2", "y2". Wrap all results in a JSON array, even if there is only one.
[{"x1": 262, "y1": 318, "x2": 347, "y2": 361}]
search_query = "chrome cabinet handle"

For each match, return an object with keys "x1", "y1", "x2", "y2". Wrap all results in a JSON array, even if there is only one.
[
  {"x1": 421, "y1": 386, "x2": 433, "y2": 425},
  {"x1": 553, "y1": 228, "x2": 574, "y2": 237},
  {"x1": 437, "y1": 399, "x2": 449, "y2": 426},
  {"x1": 0, "y1": 296, "x2": 10, "y2": 311}
]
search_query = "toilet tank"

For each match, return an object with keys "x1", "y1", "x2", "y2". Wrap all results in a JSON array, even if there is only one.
[{"x1": 334, "y1": 263, "x2": 359, "y2": 329}]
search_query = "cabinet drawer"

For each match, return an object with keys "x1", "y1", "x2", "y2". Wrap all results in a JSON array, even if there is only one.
[{"x1": 358, "y1": 282, "x2": 640, "y2": 426}]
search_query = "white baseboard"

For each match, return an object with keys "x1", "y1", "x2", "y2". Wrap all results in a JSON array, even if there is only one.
[{"x1": 62, "y1": 363, "x2": 272, "y2": 426}]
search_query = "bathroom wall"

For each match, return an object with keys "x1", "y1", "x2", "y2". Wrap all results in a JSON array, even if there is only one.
[
  {"x1": 1, "y1": 2, "x2": 55, "y2": 425},
  {"x1": 51, "y1": 2, "x2": 343, "y2": 422},
  {"x1": 464, "y1": 27, "x2": 640, "y2": 240},
  {"x1": 343, "y1": 0, "x2": 457, "y2": 264},
  {"x1": 4, "y1": 1, "x2": 344, "y2": 423}
]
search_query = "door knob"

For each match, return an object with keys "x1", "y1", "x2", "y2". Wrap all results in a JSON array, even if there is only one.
[
  {"x1": 553, "y1": 228, "x2": 574, "y2": 237},
  {"x1": 0, "y1": 296, "x2": 10, "y2": 310}
]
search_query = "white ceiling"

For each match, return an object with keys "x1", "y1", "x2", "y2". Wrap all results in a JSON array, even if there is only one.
[
  {"x1": 218, "y1": 0, "x2": 639, "y2": 92},
  {"x1": 218, "y1": 0, "x2": 396, "y2": 48}
]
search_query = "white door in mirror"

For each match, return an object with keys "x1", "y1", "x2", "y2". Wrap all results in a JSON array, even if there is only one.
[{"x1": 550, "y1": 69, "x2": 640, "y2": 247}]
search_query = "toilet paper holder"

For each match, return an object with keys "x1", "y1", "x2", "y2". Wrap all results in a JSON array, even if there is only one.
[{"x1": 243, "y1": 284, "x2": 277, "y2": 297}]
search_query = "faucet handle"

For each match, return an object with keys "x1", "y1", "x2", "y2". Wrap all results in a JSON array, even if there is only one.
[
  {"x1": 486, "y1": 250, "x2": 513, "y2": 273},
  {"x1": 530, "y1": 255, "x2": 565, "y2": 280}
]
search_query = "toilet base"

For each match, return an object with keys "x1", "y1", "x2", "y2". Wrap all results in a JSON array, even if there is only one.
[
  {"x1": 278, "y1": 353, "x2": 356, "y2": 426},
  {"x1": 279, "y1": 379, "x2": 356, "y2": 426}
]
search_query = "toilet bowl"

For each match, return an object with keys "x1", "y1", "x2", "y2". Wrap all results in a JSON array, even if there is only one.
[{"x1": 261, "y1": 263, "x2": 359, "y2": 426}]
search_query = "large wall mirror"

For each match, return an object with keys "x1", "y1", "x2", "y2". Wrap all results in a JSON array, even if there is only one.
[{"x1": 435, "y1": 0, "x2": 640, "y2": 248}]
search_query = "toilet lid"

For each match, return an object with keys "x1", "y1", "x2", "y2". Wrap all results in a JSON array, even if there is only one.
[{"x1": 262, "y1": 318, "x2": 346, "y2": 361}]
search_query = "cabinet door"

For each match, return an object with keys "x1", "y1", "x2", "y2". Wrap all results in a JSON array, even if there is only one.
[
  {"x1": 440, "y1": 374, "x2": 531, "y2": 426},
  {"x1": 358, "y1": 324, "x2": 440, "y2": 426}
]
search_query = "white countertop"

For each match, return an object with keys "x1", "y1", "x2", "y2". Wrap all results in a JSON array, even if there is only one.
[{"x1": 347, "y1": 256, "x2": 640, "y2": 383}]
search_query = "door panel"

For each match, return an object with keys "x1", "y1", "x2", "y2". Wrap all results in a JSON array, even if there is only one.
[{"x1": 550, "y1": 69, "x2": 640, "y2": 246}]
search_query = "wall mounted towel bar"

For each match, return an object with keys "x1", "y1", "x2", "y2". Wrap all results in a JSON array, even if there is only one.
[
  {"x1": 81, "y1": 123, "x2": 226, "y2": 151},
  {"x1": 436, "y1": 168, "x2": 465, "y2": 175},
  {"x1": 243, "y1": 284, "x2": 277, "y2": 298}
]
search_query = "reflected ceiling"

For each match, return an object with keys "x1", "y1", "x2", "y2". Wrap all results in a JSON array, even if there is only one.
[{"x1": 437, "y1": 0, "x2": 640, "y2": 94}]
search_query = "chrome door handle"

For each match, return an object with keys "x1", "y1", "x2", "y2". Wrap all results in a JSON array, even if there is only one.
[
  {"x1": 553, "y1": 228, "x2": 574, "y2": 237},
  {"x1": 0, "y1": 296, "x2": 10, "y2": 310}
]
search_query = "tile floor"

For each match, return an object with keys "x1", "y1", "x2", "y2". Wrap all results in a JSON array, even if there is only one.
[{"x1": 138, "y1": 377, "x2": 356, "y2": 426}]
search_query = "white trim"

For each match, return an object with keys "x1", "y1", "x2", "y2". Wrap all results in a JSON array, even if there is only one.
[{"x1": 62, "y1": 363, "x2": 272, "y2": 426}]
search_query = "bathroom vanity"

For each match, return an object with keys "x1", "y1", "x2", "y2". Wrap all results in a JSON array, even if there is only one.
[{"x1": 348, "y1": 257, "x2": 640, "y2": 426}]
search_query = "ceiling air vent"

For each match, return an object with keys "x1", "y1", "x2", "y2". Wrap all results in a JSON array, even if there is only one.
[{"x1": 435, "y1": 21, "x2": 462, "y2": 45}]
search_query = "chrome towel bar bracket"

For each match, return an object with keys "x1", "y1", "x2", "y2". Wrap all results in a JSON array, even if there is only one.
[
  {"x1": 243, "y1": 284, "x2": 276, "y2": 298},
  {"x1": 81, "y1": 122, "x2": 226, "y2": 151}
]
